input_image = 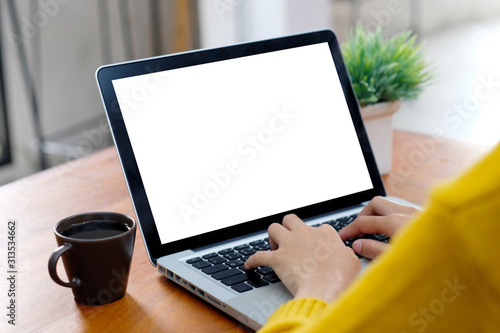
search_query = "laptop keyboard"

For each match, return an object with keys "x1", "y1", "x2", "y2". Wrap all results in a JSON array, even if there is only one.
[
  {"x1": 186, "y1": 239, "x2": 278, "y2": 293},
  {"x1": 186, "y1": 213, "x2": 390, "y2": 293}
]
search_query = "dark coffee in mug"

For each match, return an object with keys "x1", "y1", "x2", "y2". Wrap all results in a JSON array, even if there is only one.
[
  {"x1": 62, "y1": 220, "x2": 130, "y2": 239},
  {"x1": 49, "y1": 212, "x2": 136, "y2": 305}
]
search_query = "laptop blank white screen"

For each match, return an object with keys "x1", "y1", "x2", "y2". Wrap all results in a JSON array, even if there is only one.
[{"x1": 112, "y1": 42, "x2": 373, "y2": 244}]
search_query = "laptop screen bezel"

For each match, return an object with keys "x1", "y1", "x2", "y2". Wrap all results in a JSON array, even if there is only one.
[{"x1": 96, "y1": 30, "x2": 386, "y2": 265}]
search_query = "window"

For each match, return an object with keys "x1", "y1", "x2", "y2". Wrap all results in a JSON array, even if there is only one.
[{"x1": 0, "y1": 40, "x2": 11, "y2": 167}]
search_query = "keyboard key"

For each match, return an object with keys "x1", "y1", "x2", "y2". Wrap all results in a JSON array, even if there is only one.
[
  {"x1": 202, "y1": 252, "x2": 218, "y2": 259},
  {"x1": 186, "y1": 257, "x2": 202, "y2": 264},
  {"x1": 212, "y1": 268, "x2": 242, "y2": 280},
  {"x1": 225, "y1": 259, "x2": 245, "y2": 268},
  {"x1": 218, "y1": 248, "x2": 234, "y2": 255},
  {"x1": 315, "y1": 214, "x2": 359, "y2": 231},
  {"x1": 202, "y1": 264, "x2": 228, "y2": 274},
  {"x1": 256, "y1": 266, "x2": 274, "y2": 275},
  {"x1": 234, "y1": 244, "x2": 250, "y2": 251},
  {"x1": 254, "y1": 244, "x2": 270, "y2": 251},
  {"x1": 247, "y1": 277, "x2": 269, "y2": 288},
  {"x1": 223, "y1": 252, "x2": 242, "y2": 260},
  {"x1": 192, "y1": 261, "x2": 211, "y2": 269},
  {"x1": 249, "y1": 240, "x2": 265, "y2": 247},
  {"x1": 262, "y1": 272, "x2": 280, "y2": 283},
  {"x1": 345, "y1": 233, "x2": 390, "y2": 249},
  {"x1": 208, "y1": 256, "x2": 227, "y2": 264},
  {"x1": 231, "y1": 282, "x2": 252, "y2": 293},
  {"x1": 240, "y1": 248, "x2": 257, "y2": 256},
  {"x1": 221, "y1": 273, "x2": 248, "y2": 286}
]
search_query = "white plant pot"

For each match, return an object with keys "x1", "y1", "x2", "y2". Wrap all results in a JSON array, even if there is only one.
[{"x1": 360, "y1": 101, "x2": 402, "y2": 175}]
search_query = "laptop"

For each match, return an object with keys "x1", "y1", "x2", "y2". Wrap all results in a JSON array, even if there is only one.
[{"x1": 96, "y1": 30, "x2": 416, "y2": 330}]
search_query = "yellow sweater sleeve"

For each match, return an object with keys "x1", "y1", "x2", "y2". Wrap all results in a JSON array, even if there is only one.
[{"x1": 258, "y1": 144, "x2": 500, "y2": 333}]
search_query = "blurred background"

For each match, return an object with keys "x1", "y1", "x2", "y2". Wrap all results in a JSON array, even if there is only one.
[{"x1": 1, "y1": 0, "x2": 499, "y2": 185}]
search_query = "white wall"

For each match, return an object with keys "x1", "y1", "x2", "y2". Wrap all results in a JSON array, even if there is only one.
[{"x1": 419, "y1": 0, "x2": 500, "y2": 34}]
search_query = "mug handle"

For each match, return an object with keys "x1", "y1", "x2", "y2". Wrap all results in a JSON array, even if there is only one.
[{"x1": 48, "y1": 243, "x2": 81, "y2": 288}]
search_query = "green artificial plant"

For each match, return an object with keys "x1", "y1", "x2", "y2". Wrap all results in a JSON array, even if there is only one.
[{"x1": 341, "y1": 24, "x2": 433, "y2": 107}]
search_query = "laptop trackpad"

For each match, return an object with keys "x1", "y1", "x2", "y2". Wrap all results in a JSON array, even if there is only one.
[{"x1": 226, "y1": 283, "x2": 292, "y2": 329}]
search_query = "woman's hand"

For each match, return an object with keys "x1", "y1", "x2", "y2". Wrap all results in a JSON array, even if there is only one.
[
  {"x1": 245, "y1": 214, "x2": 361, "y2": 303},
  {"x1": 339, "y1": 196, "x2": 420, "y2": 259}
]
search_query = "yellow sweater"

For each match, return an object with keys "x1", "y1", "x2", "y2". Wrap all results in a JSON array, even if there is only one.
[{"x1": 259, "y1": 143, "x2": 500, "y2": 332}]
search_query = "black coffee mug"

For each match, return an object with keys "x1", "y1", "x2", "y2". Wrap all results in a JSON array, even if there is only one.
[{"x1": 48, "y1": 212, "x2": 136, "y2": 305}]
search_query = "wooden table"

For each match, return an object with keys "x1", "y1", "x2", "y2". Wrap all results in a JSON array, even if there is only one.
[{"x1": 0, "y1": 130, "x2": 492, "y2": 332}]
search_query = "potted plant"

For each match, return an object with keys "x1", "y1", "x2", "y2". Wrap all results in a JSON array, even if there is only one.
[{"x1": 341, "y1": 24, "x2": 433, "y2": 174}]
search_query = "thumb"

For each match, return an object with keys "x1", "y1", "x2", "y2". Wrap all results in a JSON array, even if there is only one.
[{"x1": 352, "y1": 239, "x2": 389, "y2": 260}]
